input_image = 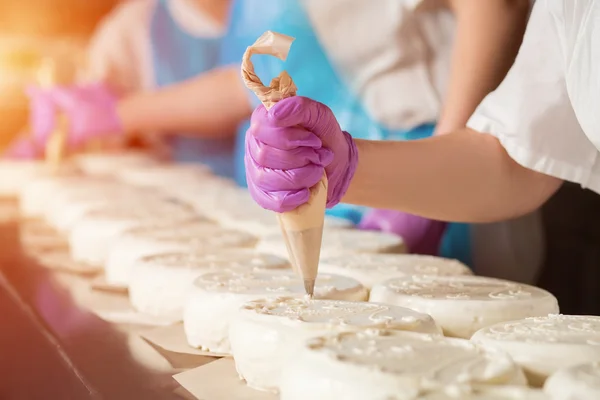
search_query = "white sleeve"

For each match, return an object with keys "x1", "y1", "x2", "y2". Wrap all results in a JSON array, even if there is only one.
[
  {"x1": 467, "y1": 0, "x2": 600, "y2": 194},
  {"x1": 86, "y1": 0, "x2": 155, "y2": 94}
]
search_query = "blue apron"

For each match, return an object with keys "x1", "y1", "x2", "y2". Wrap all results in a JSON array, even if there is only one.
[
  {"x1": 221, "y1": 0, "x2": 471, "y2": 265},
  {"x1": 150, "y1": 0, "x2": 235, "y2": 178}
]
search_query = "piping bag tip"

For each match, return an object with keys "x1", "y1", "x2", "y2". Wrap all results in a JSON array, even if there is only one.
[{"x1": 304, "y1": 279, "x2": 315, "y2": 298}]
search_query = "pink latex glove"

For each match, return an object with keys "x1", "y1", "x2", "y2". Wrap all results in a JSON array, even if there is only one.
[
  {"x1": 30, "y1": 82, "x2": 122, "y2": 148},
  {"x1": 3, "y1": 136, "x2": 43, "y2": 159},
  {"x1": 359, "y1": 209, "x2": 447, "y2": 256},
  {"x1": 245, "y1": 97, "x2": 358, "y2": 212}
]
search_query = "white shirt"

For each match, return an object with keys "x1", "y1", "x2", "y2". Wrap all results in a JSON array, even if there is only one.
[
  {"x1": 86, "y1": 0, "x2": 223, "y2": 94},
  {"x1": 303, "y1": 0, "x2": 455, "y2": 130},
  {"x1": 468, "y1": 0, "x2": 600, "y2": 195}
]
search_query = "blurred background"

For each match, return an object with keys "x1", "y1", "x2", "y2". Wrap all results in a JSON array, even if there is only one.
[{"x1": 0, "y1": 0, "x2": 121, "y2": 150}]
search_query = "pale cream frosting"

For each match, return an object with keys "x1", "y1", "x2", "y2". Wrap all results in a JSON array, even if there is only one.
[
  {"x1": 370, "y1": 275, "x2": 558, "y2": 339},
  {"x1": 230, "y1": 297, "x2": 442, "y2": 393},
  {"x1": 105, "y1": 221, "x2": 257, "y2": 286},
  {"x1": 67, "y1": 202, "x2": 196, "y2": 266},
  {"x1": 279, "y1": 330, "x2": 527, "y2": 400},
  {"x1": 320, "y1": 253, "x2": 472, "y2": 289},
  {"x1": 183, "y1": 270, "x2": 368, "y2": 353},
  {"x1": 544, "y1": 362, "x2": 600, "y2": 400},
  {"x1": 128, "y1": 250, "x2": 289, "y2": 320},
  {"x1": 0, "y1": 160, "x2": 72, "y2": 197},
  {"x1": 471, "y1": 315, "x2": 600, "y2": 386},
  {"x1": 19, "y1": 175, "x2": 87, "y2": 218},
  {"x1": 257, "y1": 229, "x2": 406, "y2": 259}
]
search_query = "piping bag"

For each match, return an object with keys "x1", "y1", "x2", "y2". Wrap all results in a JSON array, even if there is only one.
[
  {"x1": 241, "y1": 31, "x2": 327, "y2": 296},
  {"x1": 36, "y1": 58, "x2": 68, "y2": 172}
]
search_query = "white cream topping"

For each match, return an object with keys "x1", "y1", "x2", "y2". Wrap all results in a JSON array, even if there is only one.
[
  {"x1": 278, "y1": 330, "x2": 526, "y2": 400},
  {"x1": 128, "y1": 251, "x2": 289, "y2": 320},
  {"x1": 471, "y1": 315, "x2": 600, "y2": 386},
  {"x1": 544, "y1": 362, "x2": 600, "y2": 400},
  {"x1": 74, "y1": 151, "x2": 157, "y2": 176},
  {"x1": 183, "y1": 271, "x2": 368, "y2": 353},
  {"x1": 320, "y1": 253, "x2": 472, "y2": 288},
  {"x1": 116, "y1": 163, "x2": 212, "y2": 188},
  {"x1": 230, "y1": 297, "x2": 442, "y2": 392},
  {"x1": 420, "y1": 386, "x2": 549, "y2": 400},
  {"x1": 257, "y1": 229, "x2": 406, "y2": 259},
  {"x1": 370, "y1": 275, "x2": 558, "y2": 339}
]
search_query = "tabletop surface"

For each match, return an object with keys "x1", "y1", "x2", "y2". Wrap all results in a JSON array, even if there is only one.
[{"x1": 0, "y1": 220, "x2": 192, "y2": 400}]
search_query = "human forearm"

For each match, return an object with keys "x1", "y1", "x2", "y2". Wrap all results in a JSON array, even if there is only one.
[
  {"x1": 117, "y1": 65, "x2": 252, "y2": 138},
  {"x1": 344, "y1": 129, "x2": 562, "y2": 222},
  {"x1": 435, "y1": 0, "x2": 530, "y2": 135}
]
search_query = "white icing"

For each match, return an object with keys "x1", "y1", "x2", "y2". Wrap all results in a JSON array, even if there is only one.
[
  {"x1": 369, "y1": 275, "x2": 558, "y2": 339},
  {"x1": 128, "y1": 251, "x2": 289, "y2": 319},
  {"x1": 320, "y1": 253, "x2": 472, "y2": 288},
  {"x1": 230, "y1": 297, "x2": 442, "y2": 392},
  {"x1": 279, "y1": 330, "x2": 527, "y2": 400},
  {"x1": 544, "y1": 362, "x2": 600, "y2": 400},
  {"x1": 257, "y1": 229, "x2": 406, "y2": 259},
  {"x1": 19, "y1": 175, "x2": 87, "y2": 218},
  {"x1": 471, "y1": 315, "x2": 600, "y2": 386},
  {"x1": 105, "y1": 221, "x2": 257, "y2": 286},
  {"x1": 183, "y1": 270, "x2": 368, "y2": 353},
  {"x1": 67, "y1": 202, "x2": 196, "y2": 266}
]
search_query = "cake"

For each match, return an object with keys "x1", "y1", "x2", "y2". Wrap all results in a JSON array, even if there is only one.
[
  {"x1": 229, "y1": 297, "x2": 442, "y2": 393},
  {"x1": 183, "y1": 270, "x2": 368, "y2": 353},
  {"x1": 471, "y1": 315, "x2": 600, "y2": 386},
  {"x1": 128, "y1": 250, "x2": 289, "y2": 320},
  {"x1": 369, "y1": 275, "x2": 558, "y2": 338},
  {"x1": 278, "y1": 330, "x2": 526, "y2": 400},
  {"x1": 319, "y1": 254, "x2": 472, "y2": 289},
  {"x1": 67, "y1": 202, "x2": 197, "y2": 266},
  {"x1": 105, "y1": 221, "x2": 257, "y2": 286},
  {"x1": 256, "y1": 229, "x2": 406, "y2": 260},
  {"x1": 544, "y1": 362, "x2": 600, "y2": 400}
]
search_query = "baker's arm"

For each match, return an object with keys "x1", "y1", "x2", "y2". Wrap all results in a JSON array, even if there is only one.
[
  {"x1": 117, "y1": 65, "x2": 253, "y2": 138},
  {"x1": 344, "y1": 129, "x2": 562, "y2": 223},
  {"x1": 434, "y1": 0, "x2": 530, "y2": 135}
]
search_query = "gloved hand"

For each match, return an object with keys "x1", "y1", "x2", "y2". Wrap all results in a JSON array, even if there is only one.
[
  {"x1": 28, "y1": 82, "x2": 122, "y2": 149},
  {"x1": 245, "y1": 96, "x2": 358, "y2": 212},
  {"x1": 359, "y1": 209, "x2": 447, "y2": 256},
  {"x1": 3, "y1": 136, "x2": 42, "y2": 159}
]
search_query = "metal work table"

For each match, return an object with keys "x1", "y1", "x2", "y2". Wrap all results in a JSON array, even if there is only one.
[{"x1": 0, "y1": 220, "x2": 190, "y2": 399}]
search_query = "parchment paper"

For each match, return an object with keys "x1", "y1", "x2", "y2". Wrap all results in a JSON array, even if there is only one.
[
  {"x1": 173, "y1": 358, "x2": 277, "y2": 400},
  {"x1": 18, "y1": 219, "x2": 69, "y2": 252},
  {"x1": 241, "y1": 31, "x2": 328, "y2": 287},
  {"x1": 139, "y1": 323, "x2": 228, "y2": 358},
  {"x1": 0, "y1": 199, "x2": 19, "y2": 223},
  {"x1": 31, "y1": 247, "x2": 102, "y2": 276}
]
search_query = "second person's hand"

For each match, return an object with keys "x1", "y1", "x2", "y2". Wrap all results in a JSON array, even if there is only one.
[{"x1": 244, "y1": 96, "x2": 359, "y2": 213}]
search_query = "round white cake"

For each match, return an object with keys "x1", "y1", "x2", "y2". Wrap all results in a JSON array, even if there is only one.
[
  {"x1": 279, "y1": 329, "x2": 527, "y2": 400},
  {"x1": 116, "y1": 163, "x2": 212, "y2": 188},
  {"x1": 257, "y1": 229, "x2": 406, "y2": 260},
  {"x1": 544, "y1": 362, "x2": 600, "y2": 400},
  {"x1": 105, "y1": 221, "x2": 256, "y2": 286},
  {"x1": 230, "y1": 297, "x2": 442, "y2": 393},
  {"x1": 183, "y1": 270, "x2": 368, "y2": 354},
  {"x1": 128, "y1": 250, "x2": 289, "y2": 320},
  {"x1": 0, "y1": 160, "x2": 53, "y2": 197},
  {"x1": 320, "y1": 253, "x2": 472, "y2": 289},
  {"x1": 73, "y1": 151, "x2": 158, "y2": 177},
  {"x1": 369, "y1": 275, "x2": 558, "y2": 339},
  {"x1": 19, "y1": 175, "x2": 87, "y2": 218},
  {"x1": 471, "y1": 315, "x2": 600, "y2": 386},
  {"x1": 68, "y1": 202, "x2": 196, "y2": 266}
]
